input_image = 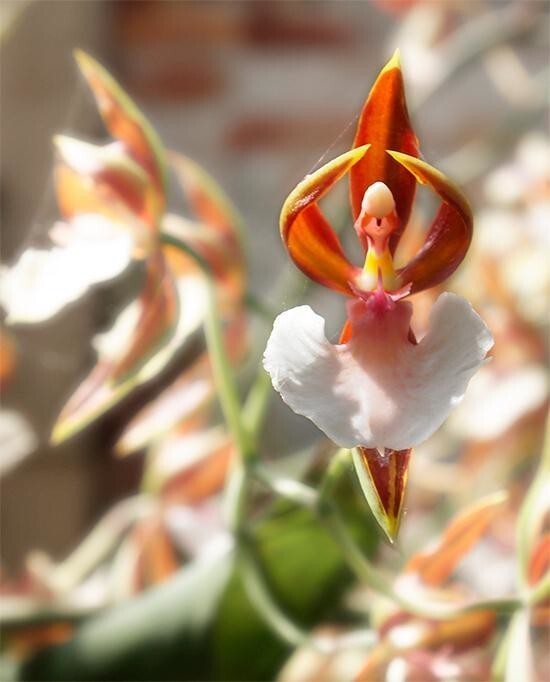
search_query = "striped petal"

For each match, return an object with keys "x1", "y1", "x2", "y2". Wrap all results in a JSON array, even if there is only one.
[
  {"x1": 280, "y1": 147, "x2": 368, "y2": 295},
  {"x1": 352, "y1": 446, "x2": 411, "y2": 542}
]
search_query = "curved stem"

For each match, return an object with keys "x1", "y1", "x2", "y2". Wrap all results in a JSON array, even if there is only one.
[
  {"x1": 240, "y1": 535, "x2": 377, "y2": 654},
  {"x1": 203, "y1": 279, "x2": 253, "y2": 463},
  {"x1": 242, "y1": 371, "x2": 272, "y2": 439},
  {"x1": 253, "y1": 464, "x2": 319, "y2": 509},
  {"x1": 239, "y1": 537, "x2": 312, "y2": 649},
  {"x1": 317, "y1": 450, "x2": 521, "y2": 620},
  {"x1": 162, "y1": 230, "x2": 256, "y2": 530}
]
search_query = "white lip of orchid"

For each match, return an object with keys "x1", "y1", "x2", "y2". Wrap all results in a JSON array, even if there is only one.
[{"x1": 263, "y1": 293, "x2": 493, "y2": 452}]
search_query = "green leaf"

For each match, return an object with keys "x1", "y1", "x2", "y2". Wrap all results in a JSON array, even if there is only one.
[
  {"x1": 213, "y1": 504, "x2": 368, "y2": 681},
  {"x1": 212, "y1": 465, "x2": 380, "y2": 682},
  {"x1": 20, "y1": 544, "x2": 234, "y2": 681},
  {"x1": 19, "y1": 479, "x2": 378, "y2": 681}
]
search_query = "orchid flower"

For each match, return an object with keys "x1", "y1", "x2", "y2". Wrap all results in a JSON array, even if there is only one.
[
  {"x1": 263, "y1": 51, "x2": 493, "y2": 540},
  {"x1": 40, "y1": 53, "x2": 245, "y2": 445}
]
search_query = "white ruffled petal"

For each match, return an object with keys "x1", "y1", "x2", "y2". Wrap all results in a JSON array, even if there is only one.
[
  {"x1": 264, "y1": 305, "x2": 363, "y2": 447},
  {"x1": 263, "y1": 293, "x2": 493, "y2": 450},
  {"x1": 0, "y1": 216, "x2": 133, "y2": 325}
]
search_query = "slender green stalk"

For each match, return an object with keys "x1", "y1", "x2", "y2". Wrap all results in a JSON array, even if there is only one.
[
  {"x1": 516, "y1": 416, "x2": 550, "y2": 587},
  {"x1": 253, "y1": 465, "x2": 319, "y2": 509},
  {"x1": 240, "y1": 535, "x2": 377, "y2": 654},
  {"x1": 203, "y1": 279, "x2": 253, "y2": 462},
  {"x1": 239, "y1": 537, "x2": 312, "y2": 649},
  {"x1": 242, "y1": 370, "x2": 272, "y2": 439},
  {"x1": 317, "y1": 450, "x2": 521, "y2": 620},
  {"x1": 164, "y1": 230, "x2": 311, "y2": 632},
  {"x1": 202, "y1": 279, "x2": 259, "y2": 534},
  {"x1": 162, "y1": 229, "x2": 255, "y2": 532}
]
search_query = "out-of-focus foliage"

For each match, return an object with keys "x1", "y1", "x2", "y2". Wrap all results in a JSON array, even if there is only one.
[{"x1": 1, "y1": 2, "x2": 549, "y2": 681}]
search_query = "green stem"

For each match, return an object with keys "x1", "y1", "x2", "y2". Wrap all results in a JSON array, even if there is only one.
[
  {"x1": 253, "y1": 465, "x2": 319, "y2": 509},
  {"x1": 165, "y1": 217, "x2": 327, "y2": 662},
  {"x1": 516, "y1": 416, "x2": 550, "y2": 587},
  {"x1": 240, "y1": 535, "x2": 377, "y2": 653},
  {"x1": 203, "y1": 279, "x2": 252, "y2": 462},
  {"x1": 527, "y1": 571, "x2": 550, "y2": 606},
  {"x1": 242, "y1": 370, "x2": 272, "y2": 440},
  {"x1": 203, "y1": 279, "x2": 257, "y2": 533},
  {"x1": 162, "y1": 230, "x2": 254, "y2": 532},
  {"x1": 317, "y1": 450, "x2": 521, "y2": 620},
  {"x1": 239, "y1": 537, "x2": 312, "y2": 649}
]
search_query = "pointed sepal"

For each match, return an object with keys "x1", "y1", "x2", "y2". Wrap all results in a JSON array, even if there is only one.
[
  {"x1": 280, "y1": 146, "x2": 368, "y2": 295},
  {"x1": 350, "y1": 50, "x2": 419, "y2": 252},
  {"x1": 74, "y1": 50, "x2": 167, "y2": 196},
  {"x1": 403, "y1": 490, "x2": 508, "y2": 586},
  {"x1": 168, "y1": 151, "x2": 246, "y2": 310},
  {"x1": 352, "y1": 446, "x2": 411, "y2": 542},
  {"x1": 388, "y1": 151, "x2": 473, "y2": 294}
]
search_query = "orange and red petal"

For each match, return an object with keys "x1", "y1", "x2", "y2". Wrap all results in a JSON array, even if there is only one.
[
  {"x1": 54, "y1": 137, "x2": 160, "y2": 235},
  {"x1": 75, "y1": 50, "x2": 166, "y2": 193},
  {"x1": 280, "y1": 146, "x2": 368, "y2": 294},
  {"x1": 350, "y1": 51, "x2": 419, "y2": 251},
  {"x1": 404, "y1": 491, "x2": 507, "y2": 587},
  {"x1": 389, "y1": 152, "x2": 473, "y2": 294},
  {"x1": 169, "y1": 151, "x2": 243, "y2": 245},
  {"x1": 111, "y1": 250, "x2": 179, "y2": 383}
]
